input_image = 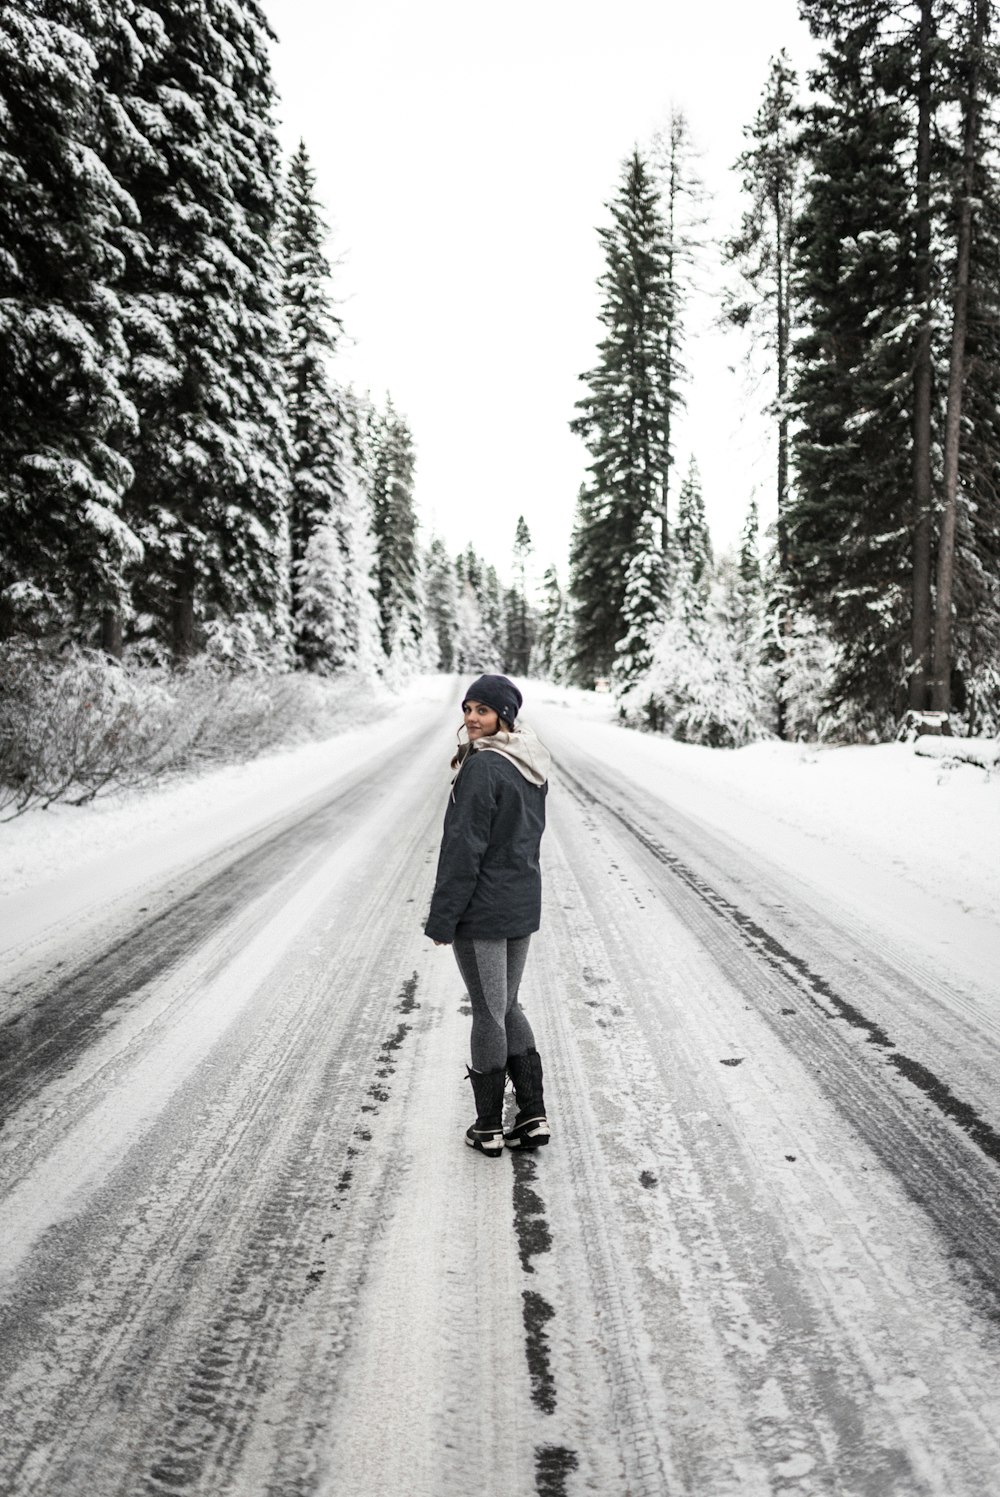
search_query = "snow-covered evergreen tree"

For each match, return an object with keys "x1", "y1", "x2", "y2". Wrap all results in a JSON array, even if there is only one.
[
  {"x1": 789, "y1": 17, "x2": 914, "y2": 733},
  {"x1": 772, "y1": 606, "x2": 839, "y2": 741},
  {"x1": 614, "y1": 513, "x2": 669, "y2": 716},
  {"x1": 672, "y1": 457, "x2": 712, "y2": 613},
  {"x1": 650, "y1": 107, "x2": 706, "y2": 527},
  {"x1": 504, "y1": 515, "x2": 534, "y2": 675},
  {"x1": 619, "y1": 487, "x2": 774, "y2": 746},
  {"x1": 116, "y1": 0, "x2": 290, "y2": 660},
  {"x1": 0, "y1": 0, "x2": 142, "y2": 641},
  {"x1": 724, "y1": 54, "x2": 800, "y2": 579},
  {"x1": 530, "y1": 565, "x2": 564, "y2": 679},
  {"x1": 371, "y1": 399, "x2": 424, "y2": 666},
  {"x1": 337, "y1": 444, "x2": 385, "y2": 678},
  {"x1": 294, "y1": 520, "x2": 348, "y2": 674},
  {"x1": 452, "y1": 579, "x2": 495, "y2": 674},
  {"x1": 569, "y1": 150, "x2": 676, "y2": 682},
  {"x1": 280, "y1": 138, "x2": 350, "y2": 671},
  {"x1": 481, "y1": 563, "x2": 506, "y2": 662},
  {"x1": 424, "y1": 535, "x2": 460, "y2": 671},
  {"x1": 626, "y1": 596, "x2": 769, "y2": 748}
]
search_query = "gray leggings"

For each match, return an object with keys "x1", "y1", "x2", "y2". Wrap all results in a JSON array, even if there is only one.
[{"x1": 452, "y1": 935, "x2": 536, "y2": 1073}]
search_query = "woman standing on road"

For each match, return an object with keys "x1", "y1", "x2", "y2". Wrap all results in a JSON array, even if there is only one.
[{"x1": 425, "y1": 674, "x2": 552, "y2": 1159}]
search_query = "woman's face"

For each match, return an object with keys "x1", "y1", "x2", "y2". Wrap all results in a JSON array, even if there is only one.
[{"x1": 463, "y1": 699, "x2": 500, "y2": 740}]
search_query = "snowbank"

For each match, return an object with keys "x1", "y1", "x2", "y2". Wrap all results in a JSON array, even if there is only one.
[
  {"x1": 4, "y1": 672, "x2": 997, "y2": 998},
  {"x1": 0, "y1": 673, "x2": 450, "y2": 905},
  {"x1": 528, "y1": 680, "x2": 1000, "y2": 949},
  {"x1": 913, "y1": 735, "x2": 1000, "y2": 771}
]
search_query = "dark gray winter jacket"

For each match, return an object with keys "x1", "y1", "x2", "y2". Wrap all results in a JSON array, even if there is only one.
[{"x1": 424, "y1": 733, "x2": 549, "y2": 943}]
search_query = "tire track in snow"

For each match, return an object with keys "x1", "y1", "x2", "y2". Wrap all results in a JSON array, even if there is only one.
[
  {"x1": 557, "y1": 760, "x2": 1000, "y2": 1303},
  {"x1": 312, "y1": 968, "x2": 531, "y2": 1497},
  {"x1": 0, "y1": 753, "x2": 407, "y2": 1127},
  {"x1": 0, "y1": 746, "x2": 446, "y2": 1497},
  {"x1": 139, "y1": 973, "x2": 426, "y2": 1497},
  {"x1": 534, "y1": 761, "x2": 1000, "y2": 1494}
]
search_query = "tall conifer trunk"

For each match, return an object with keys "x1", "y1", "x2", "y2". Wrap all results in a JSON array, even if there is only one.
[
  {"x1": 101, "y1": 609, "x2": 123, "y2": 660},
  {"x1": 172, "y1": 560, "x2": 196, "y2": 663},
  {"x1": 931, "y1": 0, "x2": 987, "y2": 711},
  {"x1": 774, "y1": 127, "x2": 792, "y2": 741},
  {"x1": 910, "y1": 0, "x2": 935, "y2": 710}
]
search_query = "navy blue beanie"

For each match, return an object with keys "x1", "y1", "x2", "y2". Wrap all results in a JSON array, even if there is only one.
[{"x1": 462, "y1": 673, "x2": 522, "y2": 727}]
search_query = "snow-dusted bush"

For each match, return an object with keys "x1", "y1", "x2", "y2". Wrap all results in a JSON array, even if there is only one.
[
  {"x1": 0, "y1": 644, "x2": 387, "y2": 819},
  {"x1": 0, "y1": 644, "x2": 171, "y2": 816},
  {"x1": 202, "y1": 611, "x2": 293, "y2": 675},
  {"x1": 771, "y1": 610, "x2": 839, "y2": 741},
  {"x1": 619, "y1": 608, "x2": 771, "y2": 748}
]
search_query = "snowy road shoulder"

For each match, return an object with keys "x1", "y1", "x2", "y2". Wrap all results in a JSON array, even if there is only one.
[
  {"x1": 528, "y1": 684, "x2": 1000, "y2": 1003},
  {"x1": 0, "y1": 673, "x2": 453, "y2": 985}
]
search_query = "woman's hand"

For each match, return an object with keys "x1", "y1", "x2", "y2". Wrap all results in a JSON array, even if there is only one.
[{"x1": 432, "y1": 939, "x2": 451, "y2": 947}]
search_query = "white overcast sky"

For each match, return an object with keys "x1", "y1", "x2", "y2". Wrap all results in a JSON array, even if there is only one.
[{"x1": 263, "y1": 0, "x2": 819, "y2": 585}]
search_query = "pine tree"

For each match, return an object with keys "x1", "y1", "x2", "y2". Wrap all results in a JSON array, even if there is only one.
[
  {"x1": 739, "y1": 499, "x2": 762, "y2": 589},
  {"x1": 481, "y1": 563, "x2": 506, "y2": 663},
  {"x1": 725, "y1": 54, "x2": 800, "y2": 581},
  {"x1": 340, "y1": 448, "x2": 384, "y2": 677},
  {"x1": 116, "y1": 0, "x2": 290, "y2": 660},
  {"x1": 530, "y1": 565, "x2": 562, "y2": 679},
  {"x1": 294, "y1": 520, "x2": 348, "y2": 674},
  {"x1": 0, "y1": 0, "x2": 142, "y2": 641},
  {"x1": 953, "y1": 144, "x2": 1000, "y2": 733},
  {"x1": 452, "y1": 554, "x2": 495, "y2": 673},
  {"x1": 614, "y1": 512, "x2": 670, "y2": 720},
  {"x1": 672, "y1": 457, "x2": 712, "y2": 618},
  {"x1": 425, "y1": 535, "x2": 459, "y2": 671},
  {"x1": 280, "y1": 138, "x2": 350, "y2": 671},
  {"x1": 504, "y1": 515, "x2": 534, "y2": 674},
  {"x1": 791, "y1": 0, "x2": 1000, "y2": 733},
  {"x1": 788, "y1": 8, "x2": 915, "y2": 733},
  {"x1": 569, "y1": 150, "x2": 675, "y2": 681},
  {"x1": 371, "y1": 399, "x2": 422, "y2": 663},
  {"x1": 650, "y1": 107, "x2": 705, "y2": 530},
  {"x1": 930, "y1": 0, "x2": 995, "y2": 712}
]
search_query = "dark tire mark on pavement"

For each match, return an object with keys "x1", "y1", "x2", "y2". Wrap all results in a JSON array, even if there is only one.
[{"x1": 534, "y1": 1444, "x2": 579, "y2": 1497}]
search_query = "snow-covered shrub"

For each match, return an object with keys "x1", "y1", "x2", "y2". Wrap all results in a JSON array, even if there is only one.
[
  {"x1": 619, "y1": 609, "x2": 771, "y2": 748},
  {"x1": 202, "y1": 611, "x2": 292, "y2": 675},
  {"x1": 617, "y1": 557, "x2": 774, "y2": 748},
  {"x1": 771, "y1": 610, "x2": 839, "y2": 741},
  {"x1": 0, "y1": 643, "x2": 389, "y2": 819},
  {"x1": 0, "y1": 644, "x2": 171, "y2": 816}
]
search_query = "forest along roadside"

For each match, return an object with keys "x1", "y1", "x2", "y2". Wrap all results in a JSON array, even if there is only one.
[{"x1": 522, "y1": 705, "x2": 1000, "y2": 1495}]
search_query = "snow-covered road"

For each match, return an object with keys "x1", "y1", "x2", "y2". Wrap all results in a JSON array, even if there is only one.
[{"x1": 2, "y1": 688, "x2": 999, "y2": 1497}]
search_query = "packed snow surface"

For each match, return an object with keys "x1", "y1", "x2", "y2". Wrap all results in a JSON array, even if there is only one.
[
  {"x1": 4, "y1": 674, "x2": 997, "y2": 921},
  {"x1": 2, "y1": 673, "x2": 999, "y2": 1497},
  {"x1": 529, "y1": 681, "x2": 1000, "y2": 992}
]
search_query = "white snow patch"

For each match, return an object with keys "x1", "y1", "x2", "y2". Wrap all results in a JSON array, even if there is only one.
[
  {"x1": 0, "y1": 673, "x2": 454, "y2": 966},
  {"x1": 527, "y1": 681, "x2": 1000, "y2": 995}
]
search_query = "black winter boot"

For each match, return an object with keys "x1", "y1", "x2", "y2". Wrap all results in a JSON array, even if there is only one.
[
  {"x1": 504, "y1": 1049, "x2": 550, "y2": 1150},
  {"x1": 465, "y1": 1067, "x2": 506, "y2": 1158}
]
